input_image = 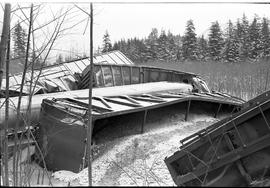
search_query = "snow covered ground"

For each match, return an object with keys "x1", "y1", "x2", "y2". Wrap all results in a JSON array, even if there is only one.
[
  {"x1": 33, "y1": 114, "x2": 219, "y2": 186},
  {"x1": 3, "y1": 113, "x2": 269, "y2": 186}
]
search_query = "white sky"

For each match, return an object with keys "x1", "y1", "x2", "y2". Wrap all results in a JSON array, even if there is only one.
[{"x1": 1, "y1": 0, "x2": 270, "y2": 61}]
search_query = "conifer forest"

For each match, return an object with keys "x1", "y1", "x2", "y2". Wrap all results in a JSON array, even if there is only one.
[{"x1": 102, "y1": 15, "x2": 270, "y2": 64}]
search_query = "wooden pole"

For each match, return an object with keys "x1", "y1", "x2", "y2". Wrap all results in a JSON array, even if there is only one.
[
  {"x1": 87, "y1": 2, "x2": 93, "y2": 186},
  {"x1": 3, "y1": 30, "x2": 10, "y2": 187},
  {"x1": 27, "y1": 4, "x2": 35, "y2": 186},
  {"x1": 0, "y1": 3, "x2": 11, "y2": 186},
  {"x1": 0, "y1": 3, "x2": 11, "y2": 91}
]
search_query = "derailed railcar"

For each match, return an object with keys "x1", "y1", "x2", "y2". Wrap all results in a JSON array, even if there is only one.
[
  {"x1": 0, "y1": 58, "x2": 243, "y2": 130},
  {"x1": 164, "y1": 90, "x2": 270, "y2": 186},
  {"x1": 36, "y1": 83, "x2": 243, "y2": 173},
  {"x1": 0, "y1": 50, "x2": 133, "y2": 97},
  {"x1": 0, "y1": 51, "x2": 215, "y2": 129}
]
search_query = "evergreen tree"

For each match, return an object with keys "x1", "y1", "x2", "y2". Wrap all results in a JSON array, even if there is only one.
[
  {"x1": 208, "y1": 21, "x2": 224, "y2": 61},
  {"x1": 223, "y1": 20, "x2": 240, "y2": 63},
  {"x1": 166, "y1": 30, "x2": 178, "y2": 61},
  {"x1": 128, "y1": 38, "x2": 147, "y2": 62},
  {"x1": 148, "y1": 28, "x2": 159, "y2": 42},
  {"x1": 261, "y1": 17, "x2": 270, "y2": 59},
  {"x1": 137, "y1": 38, "x2": 148, "y2": 62},
  {"x1": 248, "y1": 15, "x2": 263, "y2": 60},
  {"x1": 94, "y1": 46, "x2": 102, "y2": 55},
  {"x1": 235, "y1": 19, "x2": 244, "y2": 61},
  {"x1": 112, "y1": 38, "x2": 147, "y2": 62},
  {"x1": 182, "y1": 20, "x2": 197, "y2": 61},
  {"x1": 145, "y1": 28, "x2": 159, "y2": 60},
  {"x1": 56, "y1": 54, "x2": 63, "y2": 63},
  {"x1": 238, "y1": 14, "x2": 250, "y2": 61},
  {"x1": 197, "y1": 35, "x2": 208, "y2": 61},
  {"x1": 235, "y1": 19, "x2": 243, "y2": 39},
  {"x1": 115, "y1": 39, "x2": 128, "y2": 58},
  {"x1": 173, "y1": 34, "x2": 184, "y2": 61},
  {"x1": 12, "y1": 22, "x2": 27, "y2": 59},
  {"x1": 102, "y1": 30, "x2": 112, "y2": 53},
  {"x1": 157, "y1": 30, "x2": 170, "y2": 60},
  {"x1": 112, "y1": 42, "x2": 119, "y2": 51}
]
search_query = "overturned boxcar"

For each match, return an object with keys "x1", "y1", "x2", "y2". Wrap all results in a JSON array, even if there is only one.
[
  {"x1": 36, "y1": 82, "x2": 244, "y2": 172},
  {"x1": 164, "y1": 90, "x2": 270, "y2": 186}
]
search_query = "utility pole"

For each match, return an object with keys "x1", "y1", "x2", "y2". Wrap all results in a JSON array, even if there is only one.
[
  {"x1": 0, "y1": 3, "x2": 11, "y2": 91},
  {"x1": 0, "y1": 3, "x2": 11, "y2": 186},
  {"x1": 87, "y1": 2, "x2": 93, "y2": 186}
]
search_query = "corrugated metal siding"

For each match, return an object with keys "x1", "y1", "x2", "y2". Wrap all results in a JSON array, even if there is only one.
[
  {"x1": 93, "y1": 51, "x2": 133, "y2": 65},
  {"x1": 1, "y1": 51, "x2": 133, "y2": 95},
  {"x1": 116, "y1": 51, "x2": 134, "y2": 64}
]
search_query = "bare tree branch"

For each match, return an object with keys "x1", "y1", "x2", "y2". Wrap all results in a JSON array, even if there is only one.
[
  {"x1": 31, "y1": 7, "x2": 69, "y2": 95},
  {"x1": 11, "y1": 4, "x2": 40, "y2": 13},
  {"x1": 13, "y1": 4, "x2": 33, "y2": 185},
  {"x1": 83, "y1": 16, "x2": 90, "y2": 35},
  {"x1": 73, "y1": 4, "x2": 91, "y2": 17},
  {"x1": 0, "y1": 3, "x2": 4, "y2": 11},
  {"x1": 33, "y1": 6, "x2": 74, "y2": 32},
  {"x1": 18, "y1": 4, "x2": 31, "y2": 23},
  {"x1": 58, "y1": 17, "x2": 88, "y2": 34}
]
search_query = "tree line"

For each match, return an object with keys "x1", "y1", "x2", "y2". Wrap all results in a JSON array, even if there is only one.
[
  {"x1": 101, "y1": 14, "x2": 270, "y2": 63},
  {"x1": 12, "y1": 14, "x2": 270, "y2": 64},
  {"x1": 11, "y1": 21, "x2": 43, "y2": 68},
  {"x1": 12, "y1": 22, "x2": 88, "y2": 65}
]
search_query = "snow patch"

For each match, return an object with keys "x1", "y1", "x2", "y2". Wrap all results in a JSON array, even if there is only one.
[
  {"x1": 52, "y1": 170, "x2": 78, "y2": 182},
  {"x1": 28, "y1": 114, "x2": 218, "y2": 186}
]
